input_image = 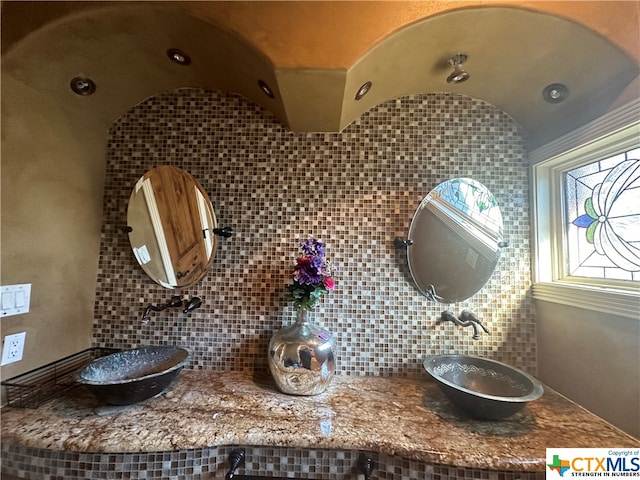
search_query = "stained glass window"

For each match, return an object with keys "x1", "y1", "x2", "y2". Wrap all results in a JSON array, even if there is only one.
[{"x1": 564, "y1": 147, "x2": 640, "y2": 281}]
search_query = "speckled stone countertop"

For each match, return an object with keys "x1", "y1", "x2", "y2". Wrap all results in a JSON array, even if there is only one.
[{"x1": 2, "y1": 371, "x2": 638, "y2": 471}]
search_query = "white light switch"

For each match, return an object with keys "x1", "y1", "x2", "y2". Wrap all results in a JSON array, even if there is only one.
[
  {"x1": 1, "y1": 284, "x2": 31, "y2": 317},
  {"x1": 15, "y1": 290, "x2": 26, "y2": 308},
  {"x1": 1, "y1": 292, "x2": 14, "y2": 309}
]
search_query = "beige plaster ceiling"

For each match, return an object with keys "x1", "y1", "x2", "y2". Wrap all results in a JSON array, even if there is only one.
[{"x1": 2, "y1": 1, "x2": 639, "y2": 147}]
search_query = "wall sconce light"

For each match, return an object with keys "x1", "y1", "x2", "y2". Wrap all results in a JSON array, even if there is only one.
[{"x1": 446, "y1": 53, "x2": 470, "y2": 84}]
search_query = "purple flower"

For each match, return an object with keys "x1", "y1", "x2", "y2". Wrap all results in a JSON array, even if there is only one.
[
  {"x1": 300, "y1": 238, "x2": 326, "y2": 258},
  {"x1": 286, "y1": 237, "x2": 336, "y2": 310}
]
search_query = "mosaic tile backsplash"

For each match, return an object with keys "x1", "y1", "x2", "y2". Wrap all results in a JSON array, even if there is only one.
[
  {"x1": 2, "y1": 443, "x2": 545, "y2": 480},
  {"x1": 93, "y1": 89, "x2": 534, "y2": 376}
]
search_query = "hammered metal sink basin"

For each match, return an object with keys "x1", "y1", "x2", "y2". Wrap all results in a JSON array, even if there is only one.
[
  {"x1": 423, "y1": 354, "x2": 543, "y2": 419},
  {"x1": 76, "y1": 345, "x2": 191, "y2": 405}
]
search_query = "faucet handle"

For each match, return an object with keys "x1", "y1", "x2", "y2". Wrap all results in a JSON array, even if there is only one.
[
  {"x1": 460, "y1": 309, "x2": 490, "y2": 334},
  {"x1": 168, "y1": 296, "x2": 184, "y2": 308},
  {"x1": 183, "y1": 296, "x2": 202, "y2": 314},
  {"x1": 460, "y1": 309, "x2": 478, "y2": 322},
  {"x1": 440, "y1": 310, "x2": 460, "y2": 325}
]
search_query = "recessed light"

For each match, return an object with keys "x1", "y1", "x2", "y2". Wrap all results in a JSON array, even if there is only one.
[
  {"x1": 70, "y1": 77, "x2": 96, "y2": 96},
  {"x1": 258, "y1": 80, "x2": 275, "y2": 99},
  {"x1": 355, "y1": 81, "x2": 372, "y2": 100},
  {"x1": 543, "y1": 83, "x2": 568, "y2": 104},
  {"x1": 167, "y1": 49, "x2": 191, "y2": 66}
]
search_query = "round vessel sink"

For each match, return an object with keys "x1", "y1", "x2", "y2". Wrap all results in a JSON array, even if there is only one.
[
  {"x1": 76, "y1": 345, "x2": 191, "y2": 405},
  {"x1": 423, "y1": 354, "x2": 543, "y2": 419}
]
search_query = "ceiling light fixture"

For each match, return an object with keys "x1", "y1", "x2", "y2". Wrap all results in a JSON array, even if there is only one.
[
  {"x1": 70, "y1": 76, "x2": 96, "y2": 96},
  {"x1": 167, "y1": 48, "x2": 191, "y2": 66},
  {"x1": 543, "y1": 83, "x2": 569, "y2": 104},
  {"x1": 355, "y1": 81, "x2": 372, "y2": 100},
  {"x1": 258, "y1": 80, "x2": 275, "y2": 99},
  {"x1": 446, "y1": 53, "x2": 470, "y2": 84}
]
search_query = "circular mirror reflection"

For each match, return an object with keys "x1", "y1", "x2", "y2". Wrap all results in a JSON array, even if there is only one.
[
  {"x1": 127, "y1": 166, "x2": 218, "y2": 288},
  {"x1": 406, "y1": 178, "x2": 504, "y2": 303}
]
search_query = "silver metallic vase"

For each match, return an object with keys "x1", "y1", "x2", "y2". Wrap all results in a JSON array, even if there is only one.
[{"x1": 268, "y1": 309, "x2": 336, "y2": 395}]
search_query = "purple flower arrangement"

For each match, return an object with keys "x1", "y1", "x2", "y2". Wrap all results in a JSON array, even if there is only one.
[{"x1": 286, "y1": 237, "x2": 335, "y2": 311}]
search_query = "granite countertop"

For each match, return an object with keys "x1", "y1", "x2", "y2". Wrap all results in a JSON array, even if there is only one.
[{"x1": 2, "y1": 371, "x2": 638, "y2": 471}]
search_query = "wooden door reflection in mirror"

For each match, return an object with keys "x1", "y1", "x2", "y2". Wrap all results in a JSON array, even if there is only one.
[{"x1": 127, "y1": 166, "x2": 217, "y2": 288}]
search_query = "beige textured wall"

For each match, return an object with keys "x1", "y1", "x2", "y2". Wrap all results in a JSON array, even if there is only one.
[
  {"x1": 536, "y1": 300, "x2": 640, "y2": 438},
  {"x1": 1, "y1": 2, "x2": 637, "y2": 139},
  {"x1": 0, "y1": 73, "x2": 107, "y2": 384}
]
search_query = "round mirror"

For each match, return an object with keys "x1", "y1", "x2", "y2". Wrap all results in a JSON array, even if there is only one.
[
  {"x1": 406, "y1": 178, "x2": 504, "y2": 303},
  {"x1": 127, "y1": 166, "x2": 218, "y2": 289}
]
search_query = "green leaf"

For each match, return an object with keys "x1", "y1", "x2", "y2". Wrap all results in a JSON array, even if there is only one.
[
  {"x1": 584, "y1": 197, "x2": 598, "y2": 219},
  {"x1": 586, "y1": 220, "x2": 598, "y2": 244}
]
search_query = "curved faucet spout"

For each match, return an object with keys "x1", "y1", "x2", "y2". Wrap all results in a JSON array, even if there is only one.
[
  {"x1": 439, "y1": 309, "x2": 490, "y2": 340},
  {"x1": 141, "y1": 296, "x2": 184, "y2": 324}
]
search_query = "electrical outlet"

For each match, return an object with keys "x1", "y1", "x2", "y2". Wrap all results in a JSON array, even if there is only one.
[{"x1": 1, "y1": 332, "x2": 26, "y2": 365}]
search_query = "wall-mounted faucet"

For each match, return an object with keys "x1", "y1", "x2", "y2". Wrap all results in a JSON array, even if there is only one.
[
  {"x1": 141, "y1": 295, "x2": 202, "y2": 324},
  {"x1": 439, "y1": 309, "x2": 490, "y2": 340}
]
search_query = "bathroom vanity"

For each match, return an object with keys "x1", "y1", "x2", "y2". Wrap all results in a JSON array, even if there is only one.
[{"x1": 2, "y1": 371, "x2": 638, "y2": 479}]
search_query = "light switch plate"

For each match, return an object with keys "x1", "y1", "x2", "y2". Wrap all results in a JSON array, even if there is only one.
[{"x1": 0, "y1": 283, "x2": 31, "y2": 317}]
